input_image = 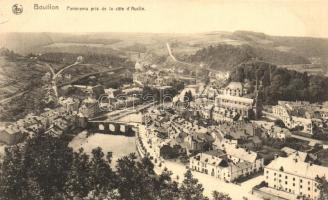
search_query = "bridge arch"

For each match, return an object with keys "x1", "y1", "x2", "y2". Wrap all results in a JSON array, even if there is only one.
[
  {"x1": 109, "y1": 124, "x2": 115, "y2": 132},
  {"x1": 98, "y1": 123, "x2": 105, "y2": 131},
  {"x1": 120, "y1": 125, "x2": 126, "y2": 132}
]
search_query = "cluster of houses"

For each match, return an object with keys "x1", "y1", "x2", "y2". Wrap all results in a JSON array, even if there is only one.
[
  {"x1": 144, "y1": 109, "x2": 266, "y2": 182},
  {"x1": 142, "y1": 78, "x2": 328, "y2": 200},
  {"x1": 190, "y1": 147, "x2": 264, "y2": 183},
  {"x1": 0, "y1": 100, "x2": 82, "y2": 145},
  {"x1": 133, "y1": 61, "x2": 178, "y2": 86},
  {"x1": 175, "y1": 81, "x2": 263, "y2": 123},
  {"x1": 0, "y1": 77, "x2": 158, "y2": 146},
  {"x1": 144, "y1": 111, "x2": 212, "y2": 155},
  {"x1": 272, "y1": 101, "x2": 328, "y2": 135}
]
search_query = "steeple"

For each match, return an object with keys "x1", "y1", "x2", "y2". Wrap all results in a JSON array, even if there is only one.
[{"x1": 254, "y1": 69, "x2": 262, "y2": 119}]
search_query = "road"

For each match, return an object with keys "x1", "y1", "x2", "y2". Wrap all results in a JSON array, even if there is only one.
[
  {"x1": 0, "y1": 90, "x2": 28, "y2": 105},
  {"x1": 291, "y1": 134, "x2": 328, "y2": 145},
  {"x1": 166, "y1": 43, "x2": 196, "y2": 67}
]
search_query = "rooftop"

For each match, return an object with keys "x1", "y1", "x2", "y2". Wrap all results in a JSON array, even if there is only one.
[
  {"x1": 266, "y1": 156, "x2": 328, "y2": 180},
  {"x1": 226, "y1": 82, "x2": 243, "y2": 90},
  {"x1": 216, "y1": 94, "x2": 254, "y2": 104}
]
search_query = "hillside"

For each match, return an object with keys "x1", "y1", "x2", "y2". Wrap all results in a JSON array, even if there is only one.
[
  {"x1": 228, "y1": 31, "x2": 328, "y2": 63},
  {"x1": 183, "y1": 44, "x2": 310, "y2": 71},
  {"x1": 1, "y1": 31, "x2": 328, "y2": 74}
]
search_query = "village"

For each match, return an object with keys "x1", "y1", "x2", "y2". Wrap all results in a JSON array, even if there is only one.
[{"x1": 1, "y1": 55, "x2": 328, "y2": 200}]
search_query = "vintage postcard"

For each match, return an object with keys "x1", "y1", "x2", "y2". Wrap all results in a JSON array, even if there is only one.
[{"x1": 0, "y1": 0, "x2": 328, "y2": 199}]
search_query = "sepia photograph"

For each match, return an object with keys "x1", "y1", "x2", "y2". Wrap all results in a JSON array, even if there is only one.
[{"x1": 0, "y1": 0, "x2": 328, "y2": 199}]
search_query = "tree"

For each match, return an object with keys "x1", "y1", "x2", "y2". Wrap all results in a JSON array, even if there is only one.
[
  {"x1": 212, "y1": 191, "x2": 232, "y2": 200},
  {"x1": 183, "y1": 90, "x2": 193, "y2": 103},
  {"x1": 179, "y1": 170, "x2": 208, "y2": 200},
  {"x1": 89, "y1": 147, "x2": 116, "y2": 199},
  {"x1": 116, "y1": 153, "x2": 158, "y2": 200},
  {"x1": 65, "y1": 148, "x2": 92, "y2": 199},
  {"x1": 154, "y1": 168, "x2": 180, "y2": 200},
  {"x1": 274, "y1": 119, "x2": 286, "y2": 128},
  {"x1": 160, "y1": 145, "x2": 180, "y2": 159},
  {"x1": 0, "y1": 146, "x2": 28, "y2": 200},
  {"x1": 23, "y1": 133, "x2": 73, "y2": 199},
  {"x1": 316, "y1": 176, "x2": 328, "y2": 200}
]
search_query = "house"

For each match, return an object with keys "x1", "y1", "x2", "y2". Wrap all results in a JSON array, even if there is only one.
[
  {"x1": 0, "y1": 125, "x2": 27, "y2": 145},
  {"x1": 190, "y1": 150, "x2": 233, "y2": 181},
  {"x1": 272, "y1": 102, "x2": 314, "y2": 134},
  {"x1": 190, "y1": 147, "x2": 264, "y2": 182},
  {"x1": 268, "y1": 126, "x2": 292, "y2": 139},
  {"x1": 78, "y1": 97, "x2": 100, "y2": 119},
  {"x1": 185, "y1": 132, "x2": 214, "y2": 152},
  {"x1": 58, "y1": 97, "x2": 80, "y2": 114},
  {"x1": 224, "y1": 146, "x2": 264, "y2": 173},
  {"x1": 212, "y1": 106, "x2": 238, "y2": 122}
]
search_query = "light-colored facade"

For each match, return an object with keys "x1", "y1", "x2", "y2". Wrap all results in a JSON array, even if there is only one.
[
  {"x1": 265, "y1": 156, "x2": 328, "y2": 200},
  {"x1": 272, "y1": 104, "x2": 292, "y2": 126},
  {"x1": 190, "y1": 150, "x2": 237, "y2": 182},
  {"x1": 272, "y1": 104, "x2": 314, "y2": 134},
  {"x1": 190, "y1": 147, "x2": 264, "y2": 182},
  {"x1": 215, "y1": 94, "x2": 254, "y2": 118},
  {"x1": 223, "y1": 82, "x2": 244, "y2": 97}
]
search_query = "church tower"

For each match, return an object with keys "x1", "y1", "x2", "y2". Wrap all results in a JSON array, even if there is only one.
[{"x1": 254, "y1": 70, "x2": 263, "y2": 119}]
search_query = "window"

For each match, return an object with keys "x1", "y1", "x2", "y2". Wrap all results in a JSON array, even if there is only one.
[
  {"x1": 293, "y1": 183, "x2": 295, "y2": 186},
  {"x1": 285, "y1": 176, "x2": 288, "y2": 179},
  {"x1": 300, "y1": 179, "x2": 303, "y2": 183},
  {"x1": 274, "y1": 173, "x2": 276, "y2": 176},
  {"x1": 293, "y1": 178, "x2": 295, "y2": 181},
  {"x1": 300, "y1": 185, "x2": 303, "y2": 189},
  {"x1": 285, "y1": 181, "x2": 288, "y2": 184},
  {"x1": 279, "y1": 174, "x2": 282, "y2": 177},
  {"x1": 308, "y1": 187, "x2": 310, "y2": 191}
]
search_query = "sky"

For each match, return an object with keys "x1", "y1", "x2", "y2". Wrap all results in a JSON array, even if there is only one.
[{"x1": 0, "y1": 0, "x2": 328, "y2": 37}]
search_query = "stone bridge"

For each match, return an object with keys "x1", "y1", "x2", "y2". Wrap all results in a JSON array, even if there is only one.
[{"x1": 87, "y1": 120, "x2": 136, "y2": 136}]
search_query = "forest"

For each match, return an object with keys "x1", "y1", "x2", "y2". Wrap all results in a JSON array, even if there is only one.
[
  {"x1": 184, "y1": 44, "x2": 310, "y2": 71},
  {"x1": 229, "y1": 61, "x2": 328, "y2": 104},
  {"x1": 0, "y1": 132, "x2": 231, "y2": 200}
]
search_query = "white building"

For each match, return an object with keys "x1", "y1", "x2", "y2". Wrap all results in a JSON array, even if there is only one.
[
  {"x1": 190, "y1": 150, "x2": 238, "y2": 182},
  {"x1": 215, "y1": 94, "x2": 254, "y2": 118},
  {"x1": 265, "y1": 156, "x2": 328, "y2": 200},
  {"x1": 272, "y1": 102, "x2": 314, "y2": 134},
  {"x1": 190, "y1": 147, "x2": 264, "y2": 182}
]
